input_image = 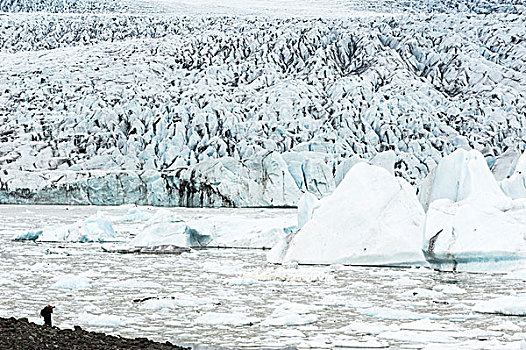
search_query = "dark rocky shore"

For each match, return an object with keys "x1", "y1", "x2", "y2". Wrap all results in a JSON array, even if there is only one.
[{"x1": 0, "y1": 317, "x2": 190, "y2": 350}]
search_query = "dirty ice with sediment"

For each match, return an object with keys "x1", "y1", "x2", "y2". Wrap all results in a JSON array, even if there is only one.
[{"x1": 1, "y1": 0, "x2": 526, "y2": 348}]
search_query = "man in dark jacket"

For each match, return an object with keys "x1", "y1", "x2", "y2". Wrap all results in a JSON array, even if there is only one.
[{"x1": 40, "y1": 304, "x2": 54, "y2": 327}]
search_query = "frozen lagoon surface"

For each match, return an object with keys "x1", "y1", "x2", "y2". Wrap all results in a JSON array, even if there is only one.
[{"x1": 1, "y1": 205, "x2": 526, "y2": 349}]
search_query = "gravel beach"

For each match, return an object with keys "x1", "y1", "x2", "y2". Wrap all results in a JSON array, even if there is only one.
[{"x1": 0, "y1": 317, "x2": 190, "y2": 350}]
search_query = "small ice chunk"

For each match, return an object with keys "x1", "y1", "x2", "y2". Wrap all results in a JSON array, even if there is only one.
[
  {"x1": 195, "y1": 312, "x2": 260, "y2": 326},
  {"x1": 16, "y1": 212, "x2": 116, "y2": 243},
  {"x1": 51, "y1": 275, "x2": 91, "y2": 290},
  {"x1": 487, "y1": 321, "x2": 522, "y2": 332},
  {"x1": 473, "y1": 295, "x2": 526, "y2": 316},
  {"x1": 269, "y1": 329, "x2": 306, "y2": 338},
  {"x1": 360, "y1": 307, "x2": 439, "y2": 320},
  {"x1": 334, "y1": 337, "x2": 389, "y2": 349},
  {"x1": 433, "y1": 285, "x2": 467, "y2": 294},
  {"x1": 339, "y1": 321, "x2": 400, "y2": 335},
  {"x1": 401, "y1": 288, "x2": 441, "y2": 299},
  {"x1": 110, "y1": 280, "x2": 163, "y2": 289},
  {"x1": 378, "y1": 330, "x2": 456, "y2": 343},
  {"x1": 80, "y1": 313, "x2": 125, "y2": 327},
  {"x1": 139, "y1": 299, "x2": 176, "y2": 310},
  {"x1": 262, "y1": 306, "x2": 318, "y2": 326},
  {"x1": 400, "y1": 319, "x2": 456, "y2": 331}
]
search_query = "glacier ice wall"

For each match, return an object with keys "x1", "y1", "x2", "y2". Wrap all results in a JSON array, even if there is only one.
[{"x1": 0, "y1": 1, "x2": 525, "y2": 206}]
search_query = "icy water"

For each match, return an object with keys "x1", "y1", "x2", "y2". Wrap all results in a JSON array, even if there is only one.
[{"x1": 0, "y1": 205, "x2": 525, "y2": 349}]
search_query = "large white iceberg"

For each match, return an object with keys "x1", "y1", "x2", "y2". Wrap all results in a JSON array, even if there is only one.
[
  {"x1": 15, "y1": 212, "x2": 116, "y2": 243},
  {"x1": 423, "y1": 149, "x2": 526, "y2": 271},
  {"x1": 269, "y1": 162, "x2": 427, "y2": 266}
]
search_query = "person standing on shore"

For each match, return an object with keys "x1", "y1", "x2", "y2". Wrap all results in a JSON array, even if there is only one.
[{"x1": 40, "y1": 304, "x2": 54, "y2": 327}]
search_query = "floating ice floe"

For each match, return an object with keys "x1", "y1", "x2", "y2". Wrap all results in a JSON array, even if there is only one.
[
  {"x1": 110, "y1": 279, "x2": 163, "y2": 289},
  {"x1": 378, "y1": 330, "x2": 456, "y2": 343},
  {"x1": 473, "y1": 295, "x2": 526, "y2": 316},
  {"x1": 195, "y1": 312, "x2": 260, "y2": 326},
  {"x1": 269, "y1": 163, "x2": 427, "y2": 266},
  {"x1": 333, "y1": 336, "x2": 389, "y2": 349},
  {"x1": 15, "y1": 212, "x2": 116, "y2": 243},
  {"x1": 138, "y1": 298, "x2": 177, "y2": 310},
  {"x1": 117, "y1": 206, "x2": 154, "y2": 222},
  {"x1": 137, "y1": 294, "x2": 216, "y2": 309},
  {"x1": 51, "y1": 275, "x2": 92, "y2": 290},
  {"x1": 505, "y1": 269, "x2": 526, "y2": 280},
  {"x1": 360, "y1": 306, "x2": 439, "y2": 320},
  {"x1": 124, "y1": 208, "x2": 296, "y2": 249},
  {"x1": 339, "y1": 321, "x2": 400, "y2": 335},
  {"x1": 127, "y1": 210, "x2": 210, "y2": 248},
  {"x1": 79, "y1": 313, "x2": 125, "y2": 327},
  {"x1": 261, "y1": 307, "x2": 318, "y2": 326},
  {"x1": 186, "y1": 213, "x2": 297, "y2": 249},
  {"x1": 423, "y1": 149, "x2": 526, "y2": 272},
  {"x1": 240, "y1": 266, "x2": 334, "y2": 284},
  {"x1": 400, "y1": 319, "x2": 456, "y2": 331}
]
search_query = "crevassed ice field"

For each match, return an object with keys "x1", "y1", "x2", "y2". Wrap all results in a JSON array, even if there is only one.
[{"x1": 1, "y1": 0, "x2": 526, "y2": 349}]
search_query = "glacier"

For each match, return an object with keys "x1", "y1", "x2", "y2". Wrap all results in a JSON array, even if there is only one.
[{"x1": 0, "y1": 0, "x2": 525, "y2": 207}]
